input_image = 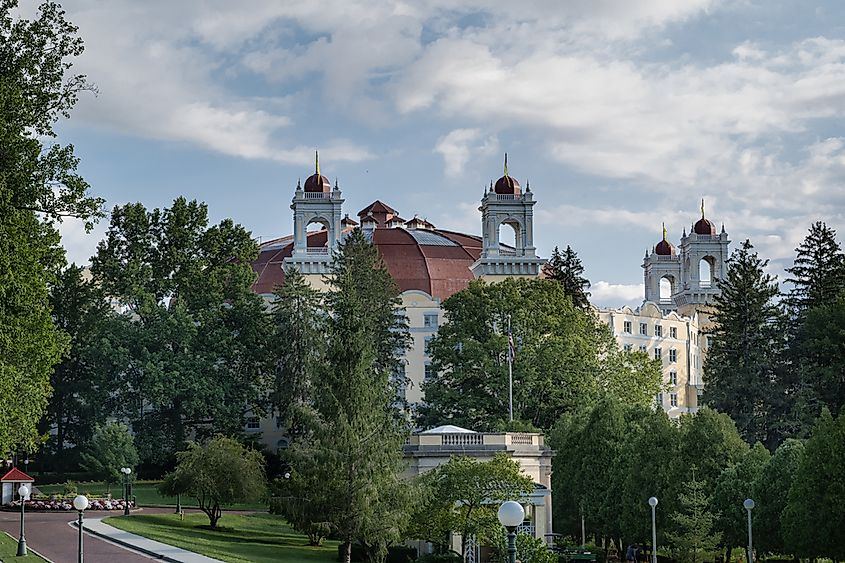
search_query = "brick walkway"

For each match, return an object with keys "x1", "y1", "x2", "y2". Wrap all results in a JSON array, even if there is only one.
[{"x1": 0, "y1": 509, "x2": 168, "y2": 563}]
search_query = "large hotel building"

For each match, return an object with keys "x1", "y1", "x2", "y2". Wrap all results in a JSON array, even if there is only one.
[{"x1": 247, "y1": 157, "x2": 729, "y2": 446}]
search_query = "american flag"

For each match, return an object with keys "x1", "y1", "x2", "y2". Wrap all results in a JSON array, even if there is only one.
[{"x1": 507, "y1": 332, "x2": 516, "y2": 362}]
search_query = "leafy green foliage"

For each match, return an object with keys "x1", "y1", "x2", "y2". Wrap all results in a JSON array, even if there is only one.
[
  {"x1": 407, "y1": 453, "x2": 533, "y2": 558},
  {"x1": 490, "y1": 531, "x2": 557, "y2": 563},
  {"x1": 42, "y1": 264, "x2": 122, "y2": 468},
  {"x1": 543, "y1": 245, "x2": 591, "y2": 310},
  {"x1": 782, "y1": 409, "x2": 845, "y2": 560},
  {"x1": 79, "y1": 423, "x2": 138, "y2": 493},
  {"x1": 167, "y1": 436, "x2": 266, "y2": 528},
  {"x1": 0, "y1": 0, "x2": 103, "y2": 457},
  {"x1": 710, "y1": 443, "x2": 769, "y2": 551},
  {"x1": 90, "y1": 197, "x2": 272, "y2": 465},
  {"x1": 752, "y1": 439, "x2": 804, "y2": 556},
  {"x1": 419, "y1": 278, "x2": 661, "y2": 431},
  {"x1": 665, "y1": 469, "x2": 721, "y2": 563},
  {"x1": 703, "y1": 240, "x2": 786, "y2": 448}
]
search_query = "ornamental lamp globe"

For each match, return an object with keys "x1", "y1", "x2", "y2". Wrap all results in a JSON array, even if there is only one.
[
  {"x1": 744, "y1": 499, "x2": 755, "y2": 510},
  {"x1": 648, "y1": 497, "x2": 658, "y2": 508},
  {"x1": 17, "y1": 485, "x2": 29, "y2": 500},
  {"x1": 498, "y1": 501, "x2": 525, "y2": 528},
  {"x1": 73, "y1": 495, "x2": 89, "y2": 511}
]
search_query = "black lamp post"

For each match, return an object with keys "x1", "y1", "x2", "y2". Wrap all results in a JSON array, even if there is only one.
[
  {"x1": 120, "y1": 467, "x2": 132, "y2": 515},
  {"x1": 73, "y1": 495, "x2": 88, "y2": 563},
  {"x1": 498, "y1": 501, "x2": 525, "y2": 563},
  {"x1": 17, "y1": 484, "x2": 29, "y2": 556}
]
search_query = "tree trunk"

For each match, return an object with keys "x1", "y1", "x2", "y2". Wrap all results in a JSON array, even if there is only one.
[
  {"x1": 725, "y1": 546, "x2": 732, "y2": 563},
  {"x1": 341, "y1": 541, "x2": 352, "y2": 563}
]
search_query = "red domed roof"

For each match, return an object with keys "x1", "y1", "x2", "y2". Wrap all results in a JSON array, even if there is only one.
[
  {"x1": 251, "y1": 202, "x2": 488, "y2": 301},
  {"x1": 693, "y1": 217, "x2": 716, "y2": 235},
  {"x1": 303, "y1": 173, "x2": 331, "y2": 193},
  {"x1": 494, "y1": 175, "x2": 521, "y2": 195},
  {"x1": 655, "y1": 239, "x2": 675, "y2": 256}
]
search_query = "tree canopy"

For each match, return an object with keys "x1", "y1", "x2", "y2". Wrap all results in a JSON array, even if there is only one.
[
  {"x1": 0, "y1": 0, "x2": 103, "y2": 457},
  {"x1": 418, "y1": 278, "x2": 661, "y2": 431},
  {"x1": 543, "y1": 245, "x2": 591, "y2": 310}
]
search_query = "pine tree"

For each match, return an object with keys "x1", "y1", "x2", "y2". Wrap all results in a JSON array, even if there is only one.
[
  {"x1": 785, "y1": 221, "x2": 845, "y2": 315},
  {"x1": 286, "y1": 229, "x2": 412, "y2": 563},
  {"x1": 543, "y1": 245, "x2": 591, "y2": 309},
  {"x1": 270, "y1": 267, "x2": 324, "y2": 437},
  {"x1": 703, "y1": 240, "x2": 786, "y2": 449},
  {"x1": 666, "y1": 468, "x2": 722, "y2": 563}
]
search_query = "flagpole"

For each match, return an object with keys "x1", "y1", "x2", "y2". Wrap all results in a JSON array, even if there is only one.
[{"x1": 507, "y1": 314, "x2": 513, "y2": 422}]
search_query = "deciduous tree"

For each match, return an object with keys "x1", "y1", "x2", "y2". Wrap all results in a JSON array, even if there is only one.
[
  {"x1": 79, "y1": 423, "x2": 138, "y2": 494},
  {"x1": 752, "y1": 439, "x2": 804, "y2": 557},
  {"x1": 0, "y1": 0, "x2": 103, "y2": 457}
]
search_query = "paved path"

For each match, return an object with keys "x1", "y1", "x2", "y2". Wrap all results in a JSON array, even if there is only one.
[
  {"x1": 0, "y1": 509, "x2": 162, "y2": 563},
  {"x1": 84, "y1": 518, "x2": 222, "y2": 563}
]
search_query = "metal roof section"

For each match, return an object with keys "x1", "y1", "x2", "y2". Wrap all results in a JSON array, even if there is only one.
[{"x1": 407, "y1": 229, "x2": 459, "y2": 247}]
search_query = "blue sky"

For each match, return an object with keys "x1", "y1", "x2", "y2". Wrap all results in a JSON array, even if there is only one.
[{"x1": 50, "y1": 0, "x2": 845, "y2": 307}]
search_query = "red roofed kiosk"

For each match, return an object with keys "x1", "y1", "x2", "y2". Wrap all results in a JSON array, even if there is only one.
[{"x1": 1, "y1": 468, "x2": 34, "y2": 505}]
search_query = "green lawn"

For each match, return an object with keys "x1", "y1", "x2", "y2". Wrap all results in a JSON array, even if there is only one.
[
  {"x1": 36, "y1": 481, "x2": 267, "y2": 511},
  {"x1": 0, "y1": 532, "x2": 48, "y2": 562},
  {"x1": 104, "y1": 513, "x2": 338, "y2": 563}
]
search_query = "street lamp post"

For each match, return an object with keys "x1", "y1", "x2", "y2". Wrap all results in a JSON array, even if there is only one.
[
  {"x1": 17, "y1": 484, "x2": 29, "y2": 556},
  {"x1": 648, "y1": 497, "x2": 659, "y2": 563},
  {"x1": 120, "y1": 467, "x2": 132, "y2": 515},
  {"x1": 498, "y1": 501, "x2": 525, "y2": 563},
  {"x1": 73, "y1": 495, "x2": 89, "y2": 563},
  {"x1": 744, "y1": 499, "x2": 755, "y2": 563}
]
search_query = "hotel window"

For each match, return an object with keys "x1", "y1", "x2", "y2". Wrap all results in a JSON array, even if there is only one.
[
  {"x1": 670, "y1": 393, "x2": 678, "y2": 407},
  {"x1": 424, "y1": 364, "x2": 435, "y2": 380},
  {"x1": 639, "y1": 345, "x2": 647, "y2": 353},
  {"x1": 624, "y1": 344, "x2": 633, "y2": 352},
  {"x1": 670, "y1": 371, "x2": 677, "y2": 386},
  {"x1": 654, "y1": 348, "x2": 662, "y2": 360},
  {"x1": 657, "y1": 392, "x2": 664, "y2": 404},
  {"x1": 640, "y1": 323, "x2": 648, "y2": 336},
  {"x1": 424, "y1": 313, "x2": 439, "y2": 328},
  {"x1": 655, "y1": 325, "x2": 663, "y2": 337},
  {"x1": 424, "y1": 336, "x2": 433, "y2": 354},
  {"x1": 246, "y1": 416, "x2": 260, "y2": 430},
  {"x1": 670, "y1": 326, "x2": 678, "y2": 339},
  {"x1": 669, "y1": 349, "x2": 678, "y2": 363},
  {"x1": 623, "y1": 321, "x2": 632, "y2": 334}
]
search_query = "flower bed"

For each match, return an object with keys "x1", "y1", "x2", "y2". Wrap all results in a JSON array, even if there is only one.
[{"x1": 5, "y1": 498, "x2": 132, "y2": 511}]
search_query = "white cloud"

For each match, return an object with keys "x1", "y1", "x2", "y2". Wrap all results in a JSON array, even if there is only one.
[
  {"x1": 590, "y1": 281, "x2": 645, "y2": 307},
  {"x1": 434, "y1": 129, "x2": 498, "y2": 177}
]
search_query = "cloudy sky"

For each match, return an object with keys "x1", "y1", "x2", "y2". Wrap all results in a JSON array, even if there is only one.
[{"x1": 47, "y1": 0, "x2": 845, "y2": 307}]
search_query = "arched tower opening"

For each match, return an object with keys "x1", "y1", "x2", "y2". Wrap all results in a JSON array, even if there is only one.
[
  {"x1": 498, "y1": 219, "x2": 522, "y2": 255},
  {"x1": 660, "y1": 275, "x2": 675, "y2": 300},
  {"x1": 699, "y1": 256, "x2": 715, "y2": 288}
]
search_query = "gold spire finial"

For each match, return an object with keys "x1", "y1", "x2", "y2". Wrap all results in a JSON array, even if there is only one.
[
  {"x1": 662, "y1": 222, "x2": 667, "y2": 241},
  {"x1": 316, "y1": 150, "x2": 320, "y2": 176},
  {"x1": 701, "y1": 198, "x2": 705, "y2": 219},
  {"x1": 504, "y1": 153, "x2": 509, "y2": 177}
]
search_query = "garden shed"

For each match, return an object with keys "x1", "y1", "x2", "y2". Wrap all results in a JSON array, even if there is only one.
[{"x1": 1, "y1": 467, "x2": 34, "y2": 505}]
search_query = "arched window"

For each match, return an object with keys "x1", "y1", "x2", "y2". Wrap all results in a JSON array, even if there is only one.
[
  {"x1": 699, "y1": 257, "x2": 714, "y2": 287},
  {"x1": 659, "y1": 277, "x2": 674, "y2": 300}
]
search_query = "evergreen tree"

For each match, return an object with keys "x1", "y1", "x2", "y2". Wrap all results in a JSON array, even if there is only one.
[
  {"x1": 543, "y1": 245, "x2": 591, "y2": 309},
  {"x1": 785, "y1": 221, "x2": 845, "y2": 315},
  {"x1": 752, "y1": 439, "x2": 804, "y2": 557},
  {"x1": 0, "y1": 0, "x2": 103, "y2": 456},
  {"x1": 285, "y1": 229, "x2": 411, "y2": 563},
  {"x1": 270, "y1": 267, "x2": 324, "y2": 437},
  {"x1": 666, "y1": 468, "x2": 722, "y2": 563},
  {"x1": 703, "y1": 240, "x2": 786, "y2": 448}
]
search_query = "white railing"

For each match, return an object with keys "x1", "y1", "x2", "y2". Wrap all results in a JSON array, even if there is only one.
[
  {"x1": 495, "y1": 194, "x2": 520, "y2": 201},
  {"x1": 656, "y1": 255, "x2": 677, "y2": 260},
  {"x1": 303, "y1": 192, "x2": 330, "y2": 199},
  {"x1": 441, "y1": 433, "x2": 484, "y2": 446},
  {"x1": 305, "y1": 247, "x2": 330, "y2": 254},
  {"x1": 510, "y1": 433, "x2": 534, "y2": 445},
  {"x1": 517, "y1": 522, "x2": 536, "y2": 536},
  {"x1": 499, "y1": 249, "x2": 519, "y2": 256}
]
